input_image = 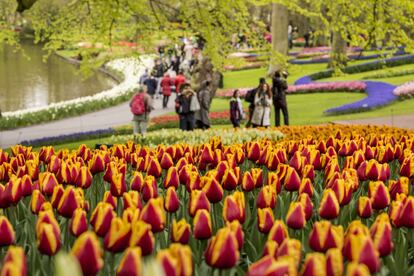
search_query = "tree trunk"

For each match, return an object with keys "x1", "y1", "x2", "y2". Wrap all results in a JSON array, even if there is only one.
[
  {"x1": 270, "y1": 3, "x2": 288, "y2": 72},
  {"x1": 329, "y1": 30, "x2": 347, "y2": 69}
]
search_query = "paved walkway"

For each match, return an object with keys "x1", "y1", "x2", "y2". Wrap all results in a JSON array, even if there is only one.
[
  {"x1": 333, "y1": 114, "x2": 414, "y2": 130},
  {"x1": 0, "y1": 94, "x2": 175, "y2": 148}
]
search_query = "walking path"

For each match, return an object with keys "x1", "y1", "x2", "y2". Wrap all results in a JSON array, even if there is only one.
[
  {"x1": 333, "y1": 114, "x2": 414, "y2": 130},
  {"x1": 0, "y1": 94, "x2": 175, "y2": 148}
]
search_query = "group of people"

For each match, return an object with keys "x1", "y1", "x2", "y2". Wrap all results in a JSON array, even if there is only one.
[{"x1": 230, "y1": 70, "x2": 289, "y2": 128}]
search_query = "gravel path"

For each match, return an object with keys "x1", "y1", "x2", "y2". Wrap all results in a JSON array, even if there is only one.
[{"x1": 0, "y1": 94, "x2": 175, "y2": 148}]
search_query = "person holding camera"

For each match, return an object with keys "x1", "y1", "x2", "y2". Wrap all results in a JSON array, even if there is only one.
[
  {"x1": 272, "y1": 71, "x2": 289, "y2": 127},
  {"x1": 251, "y1": 83, "x2": 272, "y2": 128}
]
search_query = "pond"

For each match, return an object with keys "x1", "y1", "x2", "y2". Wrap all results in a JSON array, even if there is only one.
[{"x1": 0, "y1": 40, "x2": 117, "y2": 112}]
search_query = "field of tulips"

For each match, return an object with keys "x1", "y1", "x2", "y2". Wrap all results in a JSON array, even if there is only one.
[{"x1": 1, "y1": 125, "x2": 414, "y2": 275}]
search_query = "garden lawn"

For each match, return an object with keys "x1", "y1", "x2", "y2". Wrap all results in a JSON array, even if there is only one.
[{"x1": 222, "y1": 63, "x2": 327, "y2": 88}]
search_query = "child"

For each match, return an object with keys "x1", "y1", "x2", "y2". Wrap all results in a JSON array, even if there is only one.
[{"x1": 229, "y1": 89, "x2": 244, "y2": 128}]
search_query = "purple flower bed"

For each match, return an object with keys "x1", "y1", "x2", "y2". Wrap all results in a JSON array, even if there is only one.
[
  {"x1": 393, "y1": 82, "x2": 414, "y2": 97},
  {"x1": 325, "y1": 81, "x2": 398, "y2": 114}
]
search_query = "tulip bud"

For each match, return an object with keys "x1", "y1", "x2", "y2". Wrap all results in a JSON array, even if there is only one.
[
  {"x1": 226, "y1": 220, "x2": 244, "y2": 249},
  {"x1": 129, "y1": 221, "x2": 155, "y2": 256},
  {"x1": 30, "y1": 189, "x2": 46, "y2": 214},
  {"x1": 308, "y1": 220, "x2": 344, "y2": 252},
  {"x1": 326, "y1": 248, "x2": 343, "y2": 276},
  {"x1": 189, "y1": 190, "x2": 210, "y2": 217},
  {"x1": 283, "y1": 166, "x2": 301, "y2": 191},
  {"x1": 36, "y1": 222, "x2": 61, "y2": 256},
  {"x1": 299, "y1": 177, "x2": 314, "y2": 197},
  {"x1": 345, "y1": 232, "x2": 380, "y2": 273},
  {"x1": 286, "y1": 202, "x2": 306, "y2": 230},
  {"x1": 400, "y1": 156, "x2": 414, "y2": 178},
  {"x1": 171, "y1": 219, "x2": 191, "y2": 244},
  {"x1": 147, "y1": 157, "x2": 162, "y2": 178},
  {"x1": 104, "y1": 217, "x2": 131, "y2": 253},
  {"x1": 202, "y1": 176, "x2": 223, "y2": 203},
  {"x1": 140, "y1": 197, "x2": 166, "y2": 233},
  {"x1": 39, "y1": 172, "x2": 59, "y2": 196},
  {"x1": 368, "y1": 181, "x2": 390, "y2": 210},
  {"x1": 4, "y1": 176, "x2": 23, "y2": 206},
  {"x1": 297, "y1": 193, "x2": 313, "y2": 220},
  {"x1": 0, "y1": 216, "x2": 15, "y2": 246},
  {"x1": 221, "y1": 168, "x2": 239, "y2": 191},
  {"x1": 277, "y1": 238, "x2": 302, "y2": 267},
  {"x1": 164, "y1": 187, "x2": 180, "y2": 213},
  {"x1": 123, "y1": 190, "x2": 142, "y2": 210},
  {"x1": 110, "y1": 171, "x2": 127, "y2": 197},
  {"x1": 157, "y1": 244, "x2": 193, "y2": 276},
  {"x1": 241, "y1": 171, "x2": 255, "y2": 192},
  {"x1": 370, "y1": 213, "x2": 393, "y2": 257},
  {"x1": 256, "y1": 185, "x2": 277, "y2": 209},
  {"x1": 160, "y1": 153, "x2": 174, "y2": 170},
  {"x1": 318, "y1": 189, "x2": 340, "y2": 220},
  {"x1": 71, "y1": 231, "x2": 104, "y2": 276},
  {"x1": 130, "y1": 171, "x2": 144, "y2": 191},
  {"x1": 357, "y1": 197, "x2": 373, "y2": 219},
  {"x1": 90, "y1": 202, "x2": 116, "y2": 237},
  {"x1": 262, "y1": 240, "x2": 278, "y2": 259},
  {"x1": 116, "y1": 247, "x2": 142, "y2": 276},
  {"x1": 164, "y1": 166, "x2": 180, "y2": 189},
  {"x1": 193, "y1": 209, "x2": 213, "y2": 240},
  {"x1": 300, "y1": 253, "x2": 326, "y2": 276},
  {"x1": 103, "y1": 191, "x2": 118, "y2": 209},
  {"x1": 267, "y1": 220, "x2": 289, "y2": 245},
  {"x1": 388, "y1": 177, "x2": 409, "y2": 200},
  {"x1": 205, "y1": 228, "x2": 240, "y2": 269},
  {"x1": 257, "y1": 208, "x2": 275, "y2": 234},
  {"x1": 223, "y1": 191, "x2": 245, "y2": 224},
  {"x1": 247, "y1": 142, "x2": 261, "y2": 161},
  {"x1": 70, "y1": 208, "x2": 88, "y2": 237},
  {"x1": 50, "y1": 184, "x2": 64, "y2": 208},
  {"x1": 346, "y1": 262, "x2": 371, "y2": 276},
  {"x1": 1, "y1": 246, "x2": 27, "y2": 276},
  {"x1": 57, "y1": 186, "x2": 84, "y2": 218},
  {"x1": 247, "y1": 256, "x2": 296, "y2": 276}
]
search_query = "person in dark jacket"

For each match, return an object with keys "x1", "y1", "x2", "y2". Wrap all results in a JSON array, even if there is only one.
[
  {"x1": 175, "y1": 84, "x2": 197, "y2": 131},
  {"x1": 272, "y1": 71, "x2": 289, "y2": 126},
  {"x1": 230, "y1": 89, "x2": 244, "y2": 128},
  {"x1": 245, "y1": 77, "x2": 266, "y2": 128},
  {"x1": 143, "y1": 75, "x2": 157, "y2": 98}
]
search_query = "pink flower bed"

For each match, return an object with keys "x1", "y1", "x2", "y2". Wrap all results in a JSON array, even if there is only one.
[
  {"x1": 216, "y1": 81, "x2": 366, "y2": 98},
  {"x1": 393, "y1": 82, "x2": 414, "y2": 97}
]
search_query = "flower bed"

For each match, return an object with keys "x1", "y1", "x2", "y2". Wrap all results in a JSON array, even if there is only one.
[
  {"x1": 1, "y1": 125, "x2": 414, "y2": 275},
  {"x1": 393, "y1": 82, "x2": 414, "y2": 97},
  {"x1": 0, "y1": 57, "x2": 153, "y2": 130},
  {"x1": 216, "y1": 81, "x2": 366, "y2": 98},
  {"x1": 148, "y1": 110, "x2": 238, "y2": 131},
  {"x1": 363, "y1": 68, "x2": 414, "y2": 80}
]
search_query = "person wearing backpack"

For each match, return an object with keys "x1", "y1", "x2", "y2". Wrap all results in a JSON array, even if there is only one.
[
  {"x1": 175, "y1": 83, "x2": 198, "y2": 131},
  {"x1": 272, "y1": 71, "x2": 289, "y2": 126},
  {"x1": 130, "y1": 86, "x2": 153, "y2": 139},
  {"x1": 245, "y1": 77, "x2": 266, "y2": 127}
]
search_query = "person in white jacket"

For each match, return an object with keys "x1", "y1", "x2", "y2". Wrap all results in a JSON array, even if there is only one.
[{"x1": 251, "y1": 83, "x2": 272, "y2": 127}]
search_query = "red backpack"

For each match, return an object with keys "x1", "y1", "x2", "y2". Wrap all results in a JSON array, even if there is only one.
[{"x1": 130, "y1": 93, "x2": 146, "y2": 115}]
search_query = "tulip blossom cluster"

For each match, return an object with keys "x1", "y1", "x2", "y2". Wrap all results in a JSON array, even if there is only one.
[
  {"x1": 216, "y1": 81, "x2": 366, "y2": 98},
  {"x1": 0, "y1": 125, "x2": 414, "y2": 275},
  {"x1": 393, "y1": 81, "x2": 414, "y2": 97}
]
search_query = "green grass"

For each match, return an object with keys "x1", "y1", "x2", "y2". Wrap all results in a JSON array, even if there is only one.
[{"x1": 223, "y1": 63, "x2": 327, "y2": 89}]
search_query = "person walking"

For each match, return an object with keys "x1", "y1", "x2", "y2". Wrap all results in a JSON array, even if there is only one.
[
  {"x1": 245, "y1": 78, "x2": 266, "y2": 127},
  {"x1": 161, "y1": 74, "x2": 173, "y2": 108},
  {"x1": 129, "y1": 86, "x2": 153, "y2": 140},
  {"x1": 195, "y1": 80, "x2": 213, "y2": 130},
  {"x1": 229, "y1": 89, "x2": 244, "y2": 128},
  {"x1": 251, "y1": 83, "x2": 272, "y2": 128},
  {"x1": 151, "y1": 59, "x2": 166, "y2": 97},
  {"x1": 143, "y1": 75, "x2": 157, "y2": 98},
  {"x1": 175, "y1": 83, "x2": 198, "y2": 131},
  {"x1": 174, "y1": 71, "x2": 186, "y2": 93},
  {"x1": 272, "y1": 71, "x2": 289, "y2": 126}
]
